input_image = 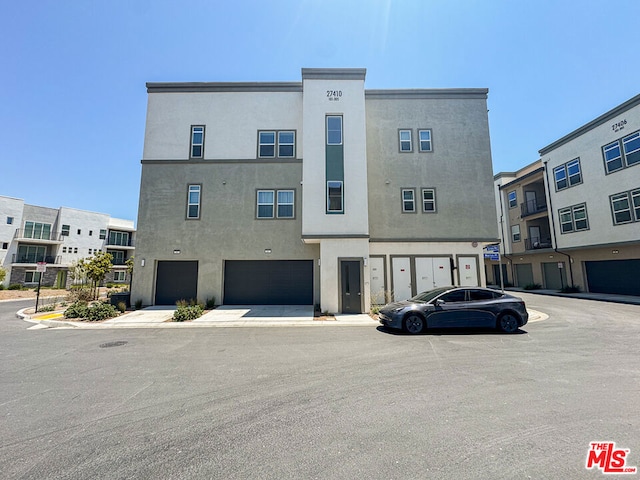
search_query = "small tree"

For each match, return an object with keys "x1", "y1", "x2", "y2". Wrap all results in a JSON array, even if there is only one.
[
  {"x1": 68, "y1": 259, "x2": 88, "y2": 286},
  {"x1": 125, "y1": 256, "x2": 134, "y2": 289},
  {"x1": 0, "y1": 266, "x2": 6, "y2": 286},
  {"x1": 85, "y1": 251, "x2": 113, "y2": 299}
]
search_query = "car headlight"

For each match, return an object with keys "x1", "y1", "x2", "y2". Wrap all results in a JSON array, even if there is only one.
[{"x1": 392, "y1": 307, "x2": 406, "y2": 314}]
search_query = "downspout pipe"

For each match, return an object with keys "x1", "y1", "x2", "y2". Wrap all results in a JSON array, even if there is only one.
[
  {"x1": 543, "y1": 161, "x2": 575, "y2": 287},
  {"x1": 497, "y1": 184, "x2": 514, "y2": 289}
]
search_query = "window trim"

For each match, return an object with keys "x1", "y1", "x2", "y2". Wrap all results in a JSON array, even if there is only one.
[
  {"x1": 277, "y1": 131, "x2": 296, "y2": 158},
  {"x1": 508, "y1": 191, "x2": 517, "y2": 209},
  {"x1": 257, "y1": 130, "x2": 297, "y2": 159},
  {"x1": 186, "y1": 184, "x2": 202, "y2": 220},
  {"x1": 421, "y1": 188, "x2": 437, "y2": 213},
  {"x1": 610, "y1": 188, "x2": 640, "y2": 225},
  {"x1": 113, "y1": 271, "x2": 126, "y2": 282},
  {"x1": 554, "y1": 158, "x2": 583, "y2": 191},
  {"x1": 61, "y1": 224, "x2": 70, "y2": 236},
  {"x1": 99, "y1": 229, "x2": 107, "y2": 240},
  {"x1": 418, "y1": 129, "x2": 433, "y2": 152},
  {"x1": 258, "y1": 131, "x2": 276, "y2": 158},
  {"x1": 401, "y1": 188, "x2": 416, "y2": 213},
  {"x1": 398, "y1": 129, "x2": 412, "y2": 153},
  {"x1": 256, "y1": 189, "x2": 275, "y2": 219},
  {"x1": 559, "y1": 203, "x2": 589, "y2": 234},
  {"x1": 511, "y1": 224, "x2": 521, "y2": 243},
  {"x1": 190, "y1": 125, "x2": 205, "y2": 159},
  {"x1": 327, "y1": 181, "x2": 344, "y2": 213},
  {"x1": 276, "y1": 189, "x2": 295, "y2": 219},
  {"x1": 326, "y1": 116, "x2": 343, "y2": 146},
  {"x1": 7, "y1": 216, "x2": 14, "y2": 225},
  {"x1": 602, "y1": 129, "x2": 640, "y2": 174}
]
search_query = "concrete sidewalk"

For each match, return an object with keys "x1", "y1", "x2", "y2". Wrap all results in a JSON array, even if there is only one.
[{"x1": 501, "y1": 287, "x2": 640, "y2": 306}]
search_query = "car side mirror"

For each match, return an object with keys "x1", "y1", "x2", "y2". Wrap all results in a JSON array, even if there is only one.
[{"x1": 435, "y1": 299, "x2": 445, "y2": 306}]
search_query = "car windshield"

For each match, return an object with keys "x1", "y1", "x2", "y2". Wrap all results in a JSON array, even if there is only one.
[{"x1": 409, "y1": 287, "x2": 452, "y2": 303}]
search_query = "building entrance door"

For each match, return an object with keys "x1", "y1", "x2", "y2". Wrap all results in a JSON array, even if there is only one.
[{"x1": 340, "y1": 260, "x2": 362, "y2": 314}]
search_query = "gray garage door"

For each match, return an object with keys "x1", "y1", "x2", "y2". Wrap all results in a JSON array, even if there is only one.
[
  {"x1": 224, "y1": 260, "x2": 313, "y2": 305},
  {"x1": 585, "y1": 259, "x2": 640, "y2": 296},
  {"x1": 155, "y1": 261, "x2": 198, "y2": 305}
]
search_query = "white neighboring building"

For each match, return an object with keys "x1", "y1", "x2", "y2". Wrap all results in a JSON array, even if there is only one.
[{"x1": 0, "y1": 195, "x2": 136, "y2": 288}]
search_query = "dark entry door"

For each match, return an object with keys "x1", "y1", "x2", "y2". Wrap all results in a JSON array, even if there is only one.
[
  {"x1": 155, "y1": 261, "x2": 198, "y2": 305},
  {"x1": 340, "y1": 260, "x2": 362, "y2": 313}
]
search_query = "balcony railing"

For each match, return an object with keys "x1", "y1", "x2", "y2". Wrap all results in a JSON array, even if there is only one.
[
  {"x1": 12, "y1": 254, "x2": 62, "y2": 264},
  {"x1": 525, "y1": 237, "x2": 552, "y2": 250},
  {"x1": 521, "y1": 199, "x2": 548, "y2": 217},
  {"x1": 13, "y1": 229, "x2": 64, "y2": 242}
]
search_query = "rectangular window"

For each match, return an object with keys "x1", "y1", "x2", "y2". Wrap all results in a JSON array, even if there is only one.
[
  {"x1": 74, "y1": 247, "x2": 78, "y2": 254},
  {"x1": 559, "y1": 203, "x2": 589, "y2": 233},
  {"x1": 422, "y1": 189, "x2": 436, "y2": 212},
  {"x1": 62, "y1": 247, "x2": 67, "y2": 253},
  {"x1": 2, "y1": 242, "x2": 8, "y2": 250},
  {"x1": 99, "y1": 229, "x2": 106, "y2": 240},
  {"x1": 17, "y1": 245, "x2": 46, "y2": 263},
  {"x1": 24, "y1": 221, "x2": 52, "y2": 240},
  {"x1": 278, "y1": 131, "x2": 295, "y2": 158},
  {"x1": 258, "y1": 131, "x2": 276, "y2": 158},
  {"x1": 24, "y1": 271, "x2": 41, "y2": 283},
  {"x1": 61, "y1": 224, "x2": 70, "y2": 236},
  {"x1": 611, "y1": 192, "x2": 632, "y2": 224},
  {"x1": 7, "y1": 217, "x2": 13, "y2": 224},
  {"x1": 511, "y1": 225, "x2": 521, "y2": 242},
  {"x1": 399, "y1": 129, "x2": 412, "y2": 152},
  {"x1": 418, "y1": 129, "x2": 432, "y2": 152},
  {"x1": 508, "y1": 191, "x2": 517, "y2": 208},
  {"x1": 554, "y1": 158, "x2": 582, "y2": 190},
  {"x1": 327, "y1": 181, "x2": 343, "y2": 212},
  {"x1": 113, "y1": 271, "x2": 126, "y2": 282},
  {"x1": 257, "y1": 190, "x2": 275, "y2": 218},
  {"x1": 108, "y1": 250, "x2": 125, "y2": 265},
  {"x1": 603, "y1": 141, "x2": 623, "y2": 173},
  {"x1": 401, "y1": 189, "x2": 415, "y2": 213},
  {"x1": 327, "y1": 116, "x2": 343, "y2": 145},
  {"x1": 187, "y1": 184, "x2": 201, "y2": 219},
  {"x1": 77, "y1": 229, "x2": 81, "y2": 235},
  {"x1": 190, "y1": 126, "x2": 204, "y2": 158},
  {"x1": 623, "y1": 131, "x2": 640, "y2": 166},
  {"x1": 276, "y1": 190, "x2": 294, "y2": 218},
  {"x1": 633, "y1": 189, "x2": 640, "y2": 221},
  {"x1": 89, "y1": 230, "x2": 93, "y2": 236}
]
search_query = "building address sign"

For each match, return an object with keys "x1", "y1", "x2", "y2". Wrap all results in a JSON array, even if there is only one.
[{"x1": 327, "y1": 90, "x2": 342, "y2": 101}]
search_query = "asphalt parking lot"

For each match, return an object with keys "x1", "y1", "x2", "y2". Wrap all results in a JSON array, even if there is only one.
[{"x1": 2, "y1": 293, "x2": 639, "y2": 479}]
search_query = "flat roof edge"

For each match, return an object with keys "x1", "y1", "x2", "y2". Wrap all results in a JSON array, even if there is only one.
[
  {"x1": 365, "y1": 88, "x2": 488, "y2": 99},
  {"x1": 146, "y1": 82, "x2": 303, "y2": 93}
]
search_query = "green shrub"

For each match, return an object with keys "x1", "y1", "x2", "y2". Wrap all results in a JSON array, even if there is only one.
[
  {"x1": 67, "y1": 287, "x2": 94, "y2": 302},
  {"x1": 8, "y1": 284, "x2": 23, "y2": 290},
  {"x1": 0, "y1": 284, "x2": 5, "y2": 290},
  {"x1": 116, "y1": 301, "x2": 127, "y2": 313},
  {"x1": 173, "y1": 304, "x2": 203, "y2": 322},
  {"x1": 560, "y1": 285, "x2": 581, "y2": 293},
  {"x1": 523, "y1": 283, "x2": 542, "y2": 290},
  {"x1": 64, "y1": 301, "x2": 89, "y2": 319},
  {"x1": 38, "y1": 304, "x2": 55, "y2": 312},
  {"x1": 134, "y1": 299, "x2": 143, "y2": 310},
  {"x1": 205, "y1": 297, "x2": 216, "y2": 309},
  {"x1": 86, "y1": 302, "x2": 119, "y2": 321}
]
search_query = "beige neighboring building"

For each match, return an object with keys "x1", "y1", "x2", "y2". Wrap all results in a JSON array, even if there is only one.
[{"x1": 487, "y1": 93, "x2": 640, "y2": 295}]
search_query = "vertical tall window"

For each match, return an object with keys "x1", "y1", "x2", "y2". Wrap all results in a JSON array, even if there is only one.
[
  {"x1": 99, "y1": 229, "x2": 107, "y2": 239},
  {"x1": 399, "y1": 130, "x2": 412, "y2": 152},
  {"x1": 257, "y1": 190, "x2": 275, "y2": 218},
  {"x1": 422, "y1": 189, "x2": 436, "y2": 212},
  {"x1": 187, "y1": 184, "x2": 201, "y2": 219},
  {"x1": 327, "y1": 116, "x2": 342, "y2": 145},
  {"x1": 277, "y1": 190, "x2": 294, "y2": 218},
  {"x1": 259, "y1": 131, "x2": 276, "y2": 157},
  {"x1": 24, "y1": 221, "x2": 51, "y2": 240},
  {"x1": 418, "y1": 129, "x2": 432, "y2": 152},
  {"x1": 610, "y1": 188, "x2": 640, "y2": 225},
  {"x1": 554, "y1": 158, "x2": 582, "y2": 190},
  {"x1": 508, "y1": 191, "x2": 517, "y2": 208},
  {"x1": 327, "y1": 181, "x2": 343, "y2": 212},
  {"x1": 7, "y1": 217, "x2": 13, "y2": 224},
  {"x1": 61, "y1": 224, "x2": 70, "y2": 236},
  {"x1": 401, "y1": 189, "x2": 415, "y2": 212},
  {"x1": 278, "y1": 131, "x2": 295, "y2": 158},
  {"x1": 190, "y1": 126, "x2": 205, "y2": 158},
  {"x1": 511, "y1": 225, "x2": 521, "y2": 242}
]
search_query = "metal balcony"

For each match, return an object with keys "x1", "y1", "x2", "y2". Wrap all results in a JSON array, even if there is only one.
[
  {"x1": 13, "y1": 229, "x2": 64, "y2": 243},
  {"x1": 521, "y1": 199, "x2": 548, "y2": 218},
  {"x1": 525, "y1": 237, "x2": 552, "y2": 250},
  {"x1": 12, "y1": 254, "x2": 62, "y2": 264}
]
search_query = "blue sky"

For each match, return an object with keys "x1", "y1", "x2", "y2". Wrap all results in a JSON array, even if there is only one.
[{"x1": 2, "y1": 0, "x2": 639, "y2": 223}]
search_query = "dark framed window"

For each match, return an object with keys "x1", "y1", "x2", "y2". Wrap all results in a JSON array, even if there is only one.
[
  {"x1": 511, "y1": 225, "x2": 521, "y2": 242},
  {"x1": 559, "y1": 203, "x2": 589, "y2": 233},
  {"x1": 1, "y1": 242, "x2": 8, "y2": 250},
  {"x1": 257, "y1": 190, "x2": 275, "y2": 218},
  {"x1": 187, "y1": 184, "x2": 201, "y2": 219},
  {"x1": 554, "y1": 158, "x2": 582, "y2": 191},
  {"x1": 276, "y1": 190, "x2": 294, "y2": 218},
  {"x1": 24, "y1": 271, "x2": 41, "y2": 283},
  {"x1": 327, "y1": 181, "x2": 343, "y2": 213},
  {"x1": 7, "y1": 217, "x2": 13, "y2": 225},
  {"x1": 24, "y1": 221, "x2": 51, "y2": 240},
  {"x1": 258, "y1": 131, "x2": 276, "y2": 158},
  {"x1": 190, "y1": 126, "x2": 204, "y2": 158},
  {"x1": 401, "y1": 189, "x2": 415, "y2": 213},
  {"x1": 418, "y1": 129, "x2": 432, "y2": 152},
  {"x1": 610, "y1": 188, "x2": 640, "y2": 225},
  {"x1": 99, "y1": 229, "x2": 107, "y2": 240},
  {"x1": 422, "y1": 188, "x2": 436, "y2": 212},
  {"x1": 399, "y1": 129, "x2": 412, "y2": 152},
  {"x1": 278, "y1": 131, "x2": 295, "y2": 158},
  {"x1": 61, "y1": 224, "x2": 70, "y2": 236},
  {"x1": 603, "y1": 130, "x2": 640, "y2": 174},
  {"x1": 257, "y1": 131, "x2": 296, "y2": 158},
  {"x1": 508, "y1": 191, "x2": 517, "y2": 208},
  {"x1": 327, "y1": 116, "x2": 342, "y2": 145}
]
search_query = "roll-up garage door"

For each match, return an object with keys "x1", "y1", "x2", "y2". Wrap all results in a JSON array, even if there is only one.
[
  {"x1": 155, "y1": 261, "x2": 198, "y2": 305},
  {"x1": 585, "y1": 259, "x2": 640, "y2": 296},
  {"x1": 224, "y1": 260, "x2": 313, "y2": 305}
]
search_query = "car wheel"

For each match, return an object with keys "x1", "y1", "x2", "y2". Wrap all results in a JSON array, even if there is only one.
[
  {"x1": 497, "y1": 313, "x2": 519, "y2": 333},
  {"x1": 404, "y1": 313, "x2": 425, "y2": 335}
]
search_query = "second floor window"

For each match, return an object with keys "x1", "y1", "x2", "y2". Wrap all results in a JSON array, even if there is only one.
[
  {"x1": 610, "y1": 188, "x2": 640, "y2": 225},
  {"x1": 559, "y1": 203, "x2": 589, "y2": 233},
  {"x1": 508, "y1": 191, "x2": 517, "y2": 208},
  {"x1": 327, "y1": 181, "x2": 343, "y2": 213},
  {"x1": 399, "y1": 129, "x2": 412, "y2": 152},
  {"x1": 258, "y1": 131, "x2": 296, "y2": 158},
  {"x1": 554, "y1": 158, "x2": 582, "y2": 190},
  {"x1": 327, "y1": 116, "x2": 342, "y2": 145},
  {"x1": 190, "y1": 126, "x2": 204, "y2": 158},
  {"x1": 418, "y1": 129, "x2": 432, "y2": 152},
  {"x1": 24, "y1": 221, "x2": 51, "y2": 240},
  {"x1": 402, "y1": 189, "x2": 415, "y2": 212},
  {"x1": 61, "y1": 224, "x2": 70, "y2": 236},
  {"x1": 187, "y1": 184, "x2": 201, "y2": 219},
  {"x1": 422, "y1": 189, "x2": 436, "y2": 212}
]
